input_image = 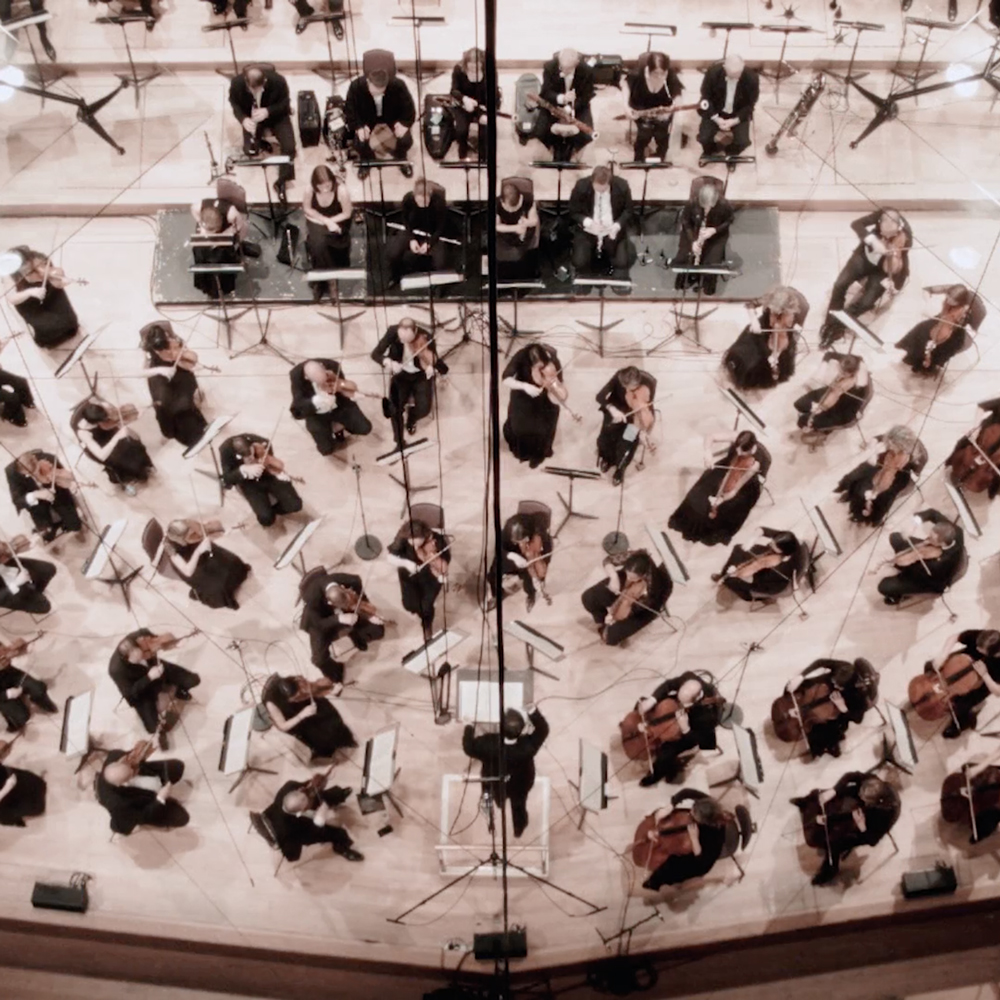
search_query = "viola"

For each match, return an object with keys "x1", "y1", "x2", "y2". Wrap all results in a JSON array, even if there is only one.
[
  {"x1": 941, "y1": 764, "x2": 1000, "y2": 831},
  {"x1": 157, "y1": 335, "x2": 221, "y2": 374},
  {"x1": 880, "y1": 229, "x2": 909, "y2": 278},
  {"x1": 532, "y1": 359, "x2": 582, "y2": 423},
  {"x1": 809, "y1": 371, "x2": 856, "y2": 427},
  {"x1": 325, "y1": 582, "x2": 386, "y2": 623},
  {"x1": 721, "y1": 550, "x2": 784, "y2": 585},
  {"x1": 517, "y1": 533, "x2": 549, "y2": 582},
  {"x1": 948, "y1": 420, "x2": 1000, "y2": 494},
  {"x1": 610, "y1": 576, "x2": 649, "y2": 622},
  {"x1": 286, "y1": 675, "x2": 336, "y2": 704},
  {"x1": 97, "y1": 402, "x2": 140, "y2": 429},
  {"x1": 864, "y1": 447, "x2": 911, "y2": 518},
  {"x1": 248, "y1": 441, "x2": 305, "y2": 484},
  {"x1": 34, "y1": 457, "x2": 84, "y2": 491},
  {"x1": 0, "y1": 534, "x2": 31, "y2": 563},
  {"x1": 709, "y1": 451, "x2": 757, "y2": 519},
  {"x1": 415, "y1": 533, "x2": 450, "y2": 579},
  {"x1": 771, "y1": 676, "x2": 842, "y2": 744},
  {"x1": 175, "y1": 518, "x2": 243, "y2": 546},
  {"x1": 104, "y1": 738, "x2": 156, "y2": 786},
  {"x1": 624, "y1": 382, "x2": 655, "y2": 434},
  {"x1": 909, "y1": 652, "x2": 985, "y2": 722},
  {"x1": 766, "y1": 311, "x2": 794, "y2": 374},
  {"x1": 135, "y1": 629, "x2": 199, "y2": 659},
  {"x1": 631, "y1": 807, "x2": 697, "y2": 871}
]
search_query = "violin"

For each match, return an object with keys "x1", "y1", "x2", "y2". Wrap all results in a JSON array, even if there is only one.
[
  {"x1": 410, "y1": 328, "x2": 439, "y2": 373},
  {"x1": 880, "y1": 228, "x2": 909, "y2": 279},
  {"x1": 0, "y1": 535, "x2": 31, "y2": 564},
  {"x1": 0, "y1": 632, "x2": 42, "y2": 669},
  {"x1": 517, "y1": 533, "x2": 549, "y2": 582},
  {"x1": 415, "y1": 533, "x2": 450, "y2": 579},
  {"x1": 908, "y1": 652, "x2": 985, "y2": 722},
  {"x1": 325, "y1": 582, "x2": 389, "y2": 623},
  {"x1": 156, "y1": 334, "x2": 221, "y2": 375},
  {"x1": 609, "y1": 575, "x2": 649, "y2": 622},
  {"x1": 941, "y1": 763, "x2": 1000, "y2": 836},
  {"x1": 624, "y1": 381, "x2": 655, "y2": 435},
  {"x1": 33, "y1": 457, "x2": 87, "y2": 491},
  {"x1": 531, "y1": 359, "x2": 582, "y2": 423},
  {"x1": 135, "y1": 629, "x2": 199, "y2": 660},
  {"x1": 103, "y1": 739, "x2": 157, "y2": 786},
  {"x1": 123, "y1": 738, "x2": 156, "y2": 769},
  {"x1": 247, "y1": 441, "x2": 305, "y2": 484},
  {"x1": 808, "y1": 371, "x2": 856, "y2": 428},
  {"x1": 720, "y1": 549, "x2": 784, "y2": 585},
  {"x1": 948, "y1": 419, "x2": 1000, "y2": 494},
  {"x1": 864, "y1": 447, "x2": 911, "y2": 518},
  {"x1": 174, "y1": 518, "x2": 245, "y2": 546},
  {"x1": 13, "y1": 252, "x2": 89, "y2": 290},
  {"x1": 771, "y1": 676, "x2": 842, "y2": 744},
  {"x1": 765, "y1": 310, "x2": 795, "y2": 376},
  {"x1": 286, "y1": 675, "x2": 336, "y2": 704},
  {"x1": 923, "y1": 301, "x2": 969, "y2": 368},
  {"x1": 96, "y1": 401, "x2": 140, "y2": 430},
  {"x1": 708, "y1": 451, "x2": 757, "y2": 519}
]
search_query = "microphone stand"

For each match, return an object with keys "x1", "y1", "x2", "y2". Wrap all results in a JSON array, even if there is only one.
[
  {"x1": 352, "y1": 458, "x2": 382, "y2": 560},
  {"x1": 95, "y1": 14, "x2": 162, "y2": 106},
  {"x1": 203, "y1": 18, "x2": 249, "y2": 79},
  {"x1": 603, "y1": 466, "x2": 629, "y2": 555}
]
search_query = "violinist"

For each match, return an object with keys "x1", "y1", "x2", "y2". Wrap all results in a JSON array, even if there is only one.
[
  {"x1": 581, "y1": 549, "x2": 672, "y2": 647},
  {"x1": 164, "y1": 519, "x2": 251, "y2": 611},
  {"x1": 4, "y1": 246, "x2": 80, "y2": 348},
  {"x1": 713, "y1": 528, "x2": 799, "y2": 604},
  {"x1": 299, "y1": 572, "x2": 386, "y2": 688},
  {"x1": 941, "y1": 751, "x2": 1000, "y2": 844},
  {"x1": 289, "y1": 358, "x2": 372, "y2": 456},
  {"x1": 388, "y1": 518, "x2": 451, "y2": 642},
  {"x1": 794, "y1": 352, "x2": 871, "y2": 441},
  {"x1": 502, "y1": 343, "x2": 571, "y2": 469},
  {"x1": 669, "y1": 431, "x2": 770, "y2": 547},
  {"x1": 723, "y1": 285, "x2": 807, "y2": 390},
  {"x1": 6, "y1": 450, "x2": 84, "y2": 542},
  {"x1": 697, "y1": 54, "x2": 759, "y2": 159},
  {"x1": 0, "y1": 366, "x2": 35, "y2": 428},
  {"x1": 386, "y1": 178, "x2": 453, "y2": 286},
  {"x1": 488, "y1": 510, "x2": 553, "y2": 612},
  {"x1": 818, "y1": 208, "x2": 912, "y2": 348},
  {"x1": 450, "y1": 47, "x2": 497, "y2": 161},
  {"x1": 74, "y1": 398, "x2": 154, "y2": 495},
  {"x1": 463, "y1": 704, "x2": 549, "y2": 838},
  {"x1": 108, "y1": 630, "x2": 201, "y2": 750},
  {"x1": 635, "y1": 789, "x2": 730, "y2": 892},
  {"x1": 0, "y1": 634, "x2": 57, "y2": 733},
  {"x1": 96, "y1": 741, "x2": 189, "y2": 836},
  {"x1": 0, "y1": 747, "x2": 46, "y2": 828},
  {"x1": 773, "y1": 659, "x2": 879, "y2": 758},
  {"x1": 533, "y1": 48, "x2": 595, "y2": 163},
  {"x1": 875, "y1": 509, "x2": 964, "y2": 606},
  {"x1": 946, "y1": 397, "x2": 1000, "y2": 498},
  {"x1": 568, "y1": 166, "x2": 635, "y2": 280},
  {"x1": 261, "y1": 674, "x2": 357, "y2": 761},
  {"x1": 219, "y1": 433, "x2": 303, "y2": 528},
  {"x1": 791, "y1": 771, "x2": 900, "y2": 885},
  {"x1": 673, "y1": 178, "x2": 734, "y2": 295},
  {"x1": 262, "y1": 775, "x2": 364, "y2": 863},
  {"x1": 372, "y1": 318, "x2": 448, "y2": 446},
  {"x1": 595, "y1": 366, "x2": 657, "y2": 486},
  {"x1": 626, "y1": 672, "x2": 723, "y2": 787},
  {"x1": 834, "y1": 426, "x2": 927, "y2": 527},
  {"x1": 139, "y1": 322, "x2": 210, "y2": 450},
  {"x1": 896, "y1": 285, "x2": 981, "y2": 376},
  {"x1": 0, "y1": 538, "x2": 55, "y2": 616},
  {"x1": 624, "y1": 51, "x2": 685, "y2": 163}
]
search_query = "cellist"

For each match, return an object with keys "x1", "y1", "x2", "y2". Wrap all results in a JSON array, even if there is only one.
[
  {"x1": 921, "y1": 629, "x2": 1000, "y2": 739},
  {"x1": 595, "y1": 366, "x2": 657, "y2": 486},
  {"x1": 946, "y1": 397, "x2": 1000, "y2": 499},
  {"x1": 941, "y1": 748, "x2": 1000, "y2": 845}
]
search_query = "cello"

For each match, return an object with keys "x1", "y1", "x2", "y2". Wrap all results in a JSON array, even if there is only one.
[
  {"x1": 941, "y1": 762, "x2": 1000, "y2": 843},
  {"x1": 771, "y1": 675, "x2": 843, "y2": 745},
  {"x1": 947, "y1": 419, "x2": 1000, "y2": 495},
  {"x1": 707, "y1": 450, "x2": 757, "y2": 519},
  {"x1": 908, "y1": 652, "x2": 986, "y2": 723},
  {"x1": 631, "y1": 807, "x2": 698, "y2": 872},
  {"x1": 620, "y1": 697, "x2": 688, "y2": 763}
]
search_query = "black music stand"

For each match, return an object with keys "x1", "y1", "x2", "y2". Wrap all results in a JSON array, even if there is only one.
[
  {"x1": 202, "y1": 18, "x2": 250, "y2": 78},
  {"x1": 697, "y1": 153, "x2": 756, "y2": 190},
  {"x1": 893, "y1": 17, "x2": 958, "y2": 89},
  {"x1": 82, "y1": 524, "x2": 142, "y2": 612},
  {"x1": 400, "y1": 272, "x2": 464, "y2": 350},
  {"x1": 306, "y1": 12, "x2": 349, "y2": 91},
  {"x1": 573, "y1": 278, "x2": 632, "y2": 357},
  {"x1": 544, "y1": 466, "x2": 601, "y2": 538},
  {"x1": 224, "y1": 154, "x2": 294, "y2": 237},
  {"x1": 701, "y1": 21, "x2": 755, "y2": 59},
  {"x1": 620, "y1": 21, "x2": 677, "y2": 52},
  {"x1": 531, "y1": 160, "x2": 585, "y2": 223},
  {"x1": 359, "y1": 160, "x2": 411, "y2": 227},
  {"x1": 95, "y1": 14, "x2": 161, "y2": 107},
  {"x1": 650, "y1": 262, "x2": 740, "y2": 353},
  {"x1": 310, "y1": 268, "x2": 367, "y2": 349},
  {"x1": 439, "y1": 160, "x2": 487, "y2": 242},
  {"x1": 492, "y1": 281, "x2": 545, "y2": 357},
  {"x1": 827, "y1": 20, "x2": 885, "y2": 96},
  {"x1": 375, "y1": 439, "x2": 436, "y2": 518},
  {"x1": 759, "y1": 24, "x2": 818, "y2": 84},
  {"x1": 621, "y1": 161, "x2": 672, "y2": 223},
  {"x1": 389, "y1": 12, "x2": 447, "y2": 88}
]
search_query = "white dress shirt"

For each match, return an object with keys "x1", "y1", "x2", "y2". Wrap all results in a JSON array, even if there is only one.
[
  {"x1": 723, "y1": 77, "x2": 738, "y2": 115},
  {"x1": 593, "y1": 188, "x2": 614, "y2": 230}
]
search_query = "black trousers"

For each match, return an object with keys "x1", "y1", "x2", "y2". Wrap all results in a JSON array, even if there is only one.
[
  {"x1": 0, "y1": 559, "x2": 55, "y2": 615},
  {"x1": 0, "y1": 674, "x2": 54, "y2": 731},
  {"x1": 129, "y1": 663, "x2": 201, "y2": 733},
  {"x1": 698, "y1": 116, "x2": 752, "y2": 157},
  {"x1": 493, "y1": 780, "x2": 532, "y2": 838},
  {"x1": 535, "y1": 110, "x2": 594, "y2": 161},
  {"x1": 386, "y1": 232, "x2": 449, "y2": 285},
  {"x1": 237, "y1": 474, "x2": 302, "y2": 526},
  {"x1": 212, "y1": 0, "x2": 248, "y2": 17},
  {"x1": 242, "y1": 115, "x2": 296, "y2": 183},
  {"x1": 400, "y1": 572, "x2": 441, "y2": 633},
  {"x1": 581, "y1": 582, "x2": 650, "y2": 646},
  {"x1": 0, "y1": 0, "x2": 51, "y2": 45},
  {"x1": 877, "y1": 532, "x2": 946, "y2": 601},
  {"x1": 25, "y1": 489, "x2": 82, "y2": 538},
  {"x1": 309, "y1": 618, "x2": 384, "y2": 682},
  {"x1": 304, "y1": 401, "x2": 372, "y2": 456},
  {"x1": 596, "y1": 417, "x2": 640, "y2": 475},
  {"x1": 572, "y1": 230, "x2": 632, "y2": 279},
  {"x1": 452, "y1": 108, "x2": 484, "y2": 158},
  {"x1": 634, "y1": 120, "x2": 670, "y2": 161},
  {"x1": 826, "y1": 250, "x2": 886, "y2": 332},
  {"x1": 389, "y1": 372, "x2": 434, "y2": 444}
]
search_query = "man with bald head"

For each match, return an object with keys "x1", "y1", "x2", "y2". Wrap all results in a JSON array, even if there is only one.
[
  {"x1": 262, "y1": 777, "x2": 364, "y2": 863},
  {"x1": 229, "y1": 64, "x2": 296, "y2": 198},
  {"x1": 289, "y1": 357, "x2": 372, "y2": 456},
  {"x1": 697, "y1": 53, "x2": 759, "y2": 159},
  {"x1": 534, "y1": 47, "x2": 596, "y2": 162}
]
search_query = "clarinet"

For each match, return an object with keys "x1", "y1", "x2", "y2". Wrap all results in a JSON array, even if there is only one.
[{"x1": 765, "y1": 73, "x2": 825, "y2": 156}]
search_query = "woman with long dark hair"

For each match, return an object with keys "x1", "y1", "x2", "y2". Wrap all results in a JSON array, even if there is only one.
[{"x1": 302, "y1": 164, "x2": 353, "y2": 304}]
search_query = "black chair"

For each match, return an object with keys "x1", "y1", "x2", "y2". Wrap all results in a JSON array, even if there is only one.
[
  {"x1": 719, "y1": 804, "x2": 755, "y2": 881},
  {"x1": 142, "y1": 517, "x2": 185, "y2": 584}
]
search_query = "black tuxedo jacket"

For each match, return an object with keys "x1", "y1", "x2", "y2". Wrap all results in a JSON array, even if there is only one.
[
  {"x1": 371, "y1": 326, "x2": 449, "y2": 375},
  {"x1": 463, "y1": 709, "x2": 549, "y2": 793},
  {"x1": 568, "y1": 176, "x2": 634, "y2": 232},
  {"x1": 229, "y1": 68, "x2": 292, "y2": 126},
  {"x1": 289, "y1": 358, "x2": 346, "y2": 421},
  {"x1": 539, "y1": 58, "x2": 595, "y2": 114},
  {"x1": 699, "y1": 64, "x2": 759, "y2": 122},
  {"x1": 219, "y1": 433, "x2": 269, "y2": 487},
  {"x1": 344, "y1": 77, "x2": 416, "y2": 131},
  {"x1": 6, "y1": 450, "x2": 58, "y2": 512},
  {"x1": 299, "y1": 570, "x2": 364, "y2": 639}
]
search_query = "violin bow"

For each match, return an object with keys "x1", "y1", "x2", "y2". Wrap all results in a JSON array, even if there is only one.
[
  {"x1": 416, "y1": 539, "x2": 453, "y2": 573},
  {"x1": 817, "y1": 795, "x2": 835, "y2": 866},
  {"x1": 963, "y1": 432, "x2": 1000, "y2": 483},
  {"x1": 900, "y1": 533, "x2": 933, "y2": 576},
  {"x1": 963, "y1": 763, "x2": 980, "y2": 844},
  {"x1": 929, "y1": 658, "x2": 964, "y2": 735}
]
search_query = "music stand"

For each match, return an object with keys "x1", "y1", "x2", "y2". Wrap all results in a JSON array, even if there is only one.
[
  {"x1": 502, "y1": 620, "x2": 564, "y2": 682},
  {"x1": 187, "y1": 259, "x2": 249, "y2": 352},
  {"x1": 759, "y1": 24, "x2": 818, "y2": 84},
  {"x1": 827, "y1": 20, "x2": 886, "y2": 97},
  {"x1": 184, "y1": 413, "x2": 235, "y2": 504},
  {"x1": 894, "y1": 17, "x2": 958, "y2": 89},
  {"x1": 310, "y1": 268, "x2": 366, "y2": 349},
  {"x1": 492, "y1": 281, "x2": 545, "y2": 356},
  {"x1": 358, "y1": 723, "x2": 403, "y2": 820},
  {"x1": 645, "y1": 522, "x2": 691, "y2": 586},
  {"x1": 544, "y1": 466, "x2": 601, "y2": 537},
  {"x1": 719, "y1": 386, "x2": 767, "y2": 435},
  {"x1": 701, "y1": 21, "x2": 755, "y2": 59},
  {"x1": 306, "y1": 11, "x2": 349, "y2": 91},
  {"x1": 224, "y1": 154, "x2": 294, "y2": 236},
  {"x1": 578, "y1": 740, "x2": 609, "y2": 828},
  {"x1": 946, "y1": 481, "x2": 982, "y2": 540},
  {"x1": 620, "y1": 21, "x2": 677, "y2": 52},
  {"x1": 804, "y1": 501, "x2": 843, "y2": 557},
  {"x1": 360, "y1": 160, "x2": 411, "y2": 226},
  {"x1": 3, "y1": 12, "x2": 67, "y2": 93},
  {"x1": 829, "y1": 310, "x2": 885, "y2": 353},
  {"x1": 220, "y1": 705, "x2": 277, "y2": 793},
  {"x1": 697, "y1": 153, "x2": 756, "y2": 188},
  {"x1": 883, "y1": 702, "x2": 918, "y2": 773},
  {"x1": 729, "y1": 724, "x2": 764, "y2": 797},
  {"x1": 274, "y1": 517, "x2": 324, "y2": 573},
  {"x1": 402, "y1": 627, "x2": 468, "y2": 725},
  {"x1": 95, "y1": 14, "x2": 161, "y2": 106},
  {"x1": 60, "y1": 689, "x2": 104, "y2": 774},
  {"x1": 455, "y1": 668, "x2": 531, "y2": 724},
  {"x1": 439, "y1": 160, "x2": 488, "y2": 239},
  {"x1": 375, "y1": 437, "x2": 436, "y2": 517},
  {"x1": 54, "y1": 330, "x2": 100, "y2": 391},
  {"x1": 82, "y1": 519, "x2": 141, "y2": 611},
  {"x1": 202, "y1": 18, "x2": 249, "y2": 78},
  {"x1": 573, "y1": 277, "x2": 632, "y2": 357},
  {"x1": 530, "y1": 160, "x2": 585, "y2": 221},
  {"x1": 651, "y1": 263, "x2": 740, "y2": 353},
  {"x1": 621, "y1": 161, "x2": 672, "y2": 223},
  {"x1": 400, "y1": 272, "x2": 464, "y2": 346}
]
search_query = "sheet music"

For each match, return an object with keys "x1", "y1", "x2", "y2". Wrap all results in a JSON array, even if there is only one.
[
  {"x1": 402, "y1": 627, "x2": 468, "y2": 674},
  {"x1": 183, "y1": 413, "x2": 235, "y2": 460},
  {"x1": 375, "y1": 438, "x2": 433, "y2": 466},
  {"x1": 579, "y1": 740, "x2": 608, "y2": 813},
  {"x1": 274, "y1": 517, "x2": 323, "y2": 570},
  {"x1": 645, "y1": 523, "x2": 690, "y2": 584},
  {"x1": 721, "y1": 387, "x2": 766, "y2": 433},
  {"x1": 54, "y1": 332, "x2": 98, "y2": 380},
  {"x1": 503, "y1": 620, "x2": 565, "y2": 661},
  {"x1": 83, "y1": 519, "x2": 127, "y2": 579},
  {"x1": 60, "y1": 690, "x2": 93, "y2": 758},
  {"x1": 219, "y1": 707, "x2": 254, "y2": 776},
  {"x1": 457, "y1": 677, "x2": 527, "y2": 724},
  {"x1": 363, "y1": 724, "x2": 400, "y2": 796},
  {"x1": 400, "y1": 272, "x2": 464, "y2": 291},
  {"x1": 305, "y1": 269, "x2": 367, "y2": 282},
  {"x1": 806, "y1": 504, "x2": 842, "y2": 557},
  {"x1": 733, "y1": 723, "x2": 763, "y2": 796},
  {"x1": 887, "y1": 701, "x2": 918, "y2": 770},
  {"x1": 829, "y1": 310, "x2": 885, "y2": 351}
]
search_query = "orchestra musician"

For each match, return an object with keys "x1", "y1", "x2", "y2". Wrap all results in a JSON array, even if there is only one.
[
  {"x1": 941, "y1": 751, "x2": 1000, "y2": 844},
  {"x1": 299, "y1": 572, "x2": 386, "y2": 689},
  {"x1": 388, "y1": 518, "x2": 452, "y2": 642},
  {"x1": 164, "y1": 519, "x2": 251, "y2": 611},
  {"x1": 4, "y1": 246, "x2": 80, "y2": 348},
  {"x1": 290, "y1": 0, "x2": 345, "y2": 38},
  {"x1": 773, "y1": 659, "x2": 880, "y2": 758},
  {"x1": 262, "y1": 775, "x2": 364, "y2": 862},
  {"x1": 190, "y1": 203, "x2": 242, "y2": 298},
  {"x1": 834, "y1": 426, "x2": 927, "y2": 527},
  {"x1": 109, "y1": 630, "x2": 201, "y2": 751},
  {"x1": 303, "y1": 164, "x2": 353, "y2": 303},
  {"x1": 791, "y1": 771, "x2": 900, "y2": 885},
  {"x1": 7, "y1": 450, "x2": 84, "y2": 542},
  {"x1": 713, "y1": 527, "x2": 800, "y2": 604},
  {"x1": 624, "y1": 672, "x2": 723, "y2": 787},
  {"x1": 794, "y1": 352, "x2": 871, "y2": 440},
  {"x1": 228, "y1": 65, "x2": 296, "y2": 198},
  {"x1": 0, "y1": 636, "x2": 58, "y2": 732},
  {"x1": 344, "y1": 54, "x2": 416, "y2": 179},
  {"x1": 673, "y1": 179, "x2": 734, "y2": 295},
  {"x1": 0, "y1": 0, "x2": 56, "y2": 60},
  {"x1": 0, "y1": 539, "x2": 55, "y2": 616},
  {"x1": 723, "y1": 286, "x2": 808, "y2": 390},
  {"x1": 0, "y1": 367, "x2": 35, "y2": 428},
  {"x1": 496, "y1": 179, "x2": 540, "y2": 279},
  {"x1": 595, "y1": 366, "x2": 657, "y2": 485},
  {"x1": 190, "y1": 182, "x2": 249, "y2": 244},
  {"x1": 697, "y1": 54, "x2": 759, "y2": 159},
  {"x1": 91, "y1": 0, "x2": 159, "y2": 30},
  {"x1": 96, "y1": 741, "x2": 189, "y2": 835},
  {"x1": 209, "y1": 0, "x2": 247, "y2": 21},
  {"x1": 634, "y1": 789, "x2": 731, "y2": 892},
  {"x1": 386, "y1": 177, "x2": 454, "y2": 286},
  {"x1": 488, "y1": 509, "x2": 553, "y2": 611},
  {"x1": 818, "y1": 208, "x2": 912, "y2": 348},
  {"x1": 533, "y1": 48, "x2": 596, "y2": 163},
  {"x1": 581, "y1": 549, "x2": 672, "y2": 647},
  {"x1": 875, "y1": 509, "x2": 964, "y2": 606},
  {"x1": 290, "y1": 358, "x2": 372, "y2": 456},
  {"x1": 219, "y1": 434, "x2": 303, "y2": 528},
  {"x1": 463, "y1": 705, "x2": 549, "y2": 838},
  {"x1": 450, "y1": 47, "x2": 497, "y2": 160},
  {"x1": 139, "y1": 322, "x2": 209, "y2": 450},
  {"x1": 669, "y1": 431, "x2": 770, "y2": 547},
  {"x1": 371, "y1": 318, "x2": 448, "y2": 445},
  {"x1": 502, "y1": 343, "x2": 572, "y2": 469},
  {"x1": 0, "y1": 753, "x2": 46, "y2": 827},
  {"x1": 947, "y1": 397, "x2": 1000, "y2": 498},
  {"x1": 896, "y1": 285, "x2": 981, "y2": 376},
  {"x1": 624, "y1": 51, "x2": 685, "y2": 163},
  {"x1": 75, "y1": 398, "x2": 154, "y2": 495},
  {"x1": 261, "y1": 674, "x2": 357, "y2": 761},
  {"x1": 568, "y1": 165, "x2": 635, "y2": 280}
]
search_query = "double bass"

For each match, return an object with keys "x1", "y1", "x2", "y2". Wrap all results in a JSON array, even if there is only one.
[
  {"x1": 947, "y1": 419, "x2": 1000, "y2": 494},
  {"x1": 908, "y1": 652, "x2": 985, "y2": 722}
]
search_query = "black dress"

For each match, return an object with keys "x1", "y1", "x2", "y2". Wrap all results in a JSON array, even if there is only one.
[
  {"x1": 723, "y1": 312, "x2": 798, "y2": 389},
  {"x1": 146, "y1": 356, "x2": 207, "y2": 449},
  {"x1": 265, "y1": 679, "x2": 356, "y2": 759},
  {"x1": 0, "y1": 368, "x2": 34, "y2": 426},
  {"x1": 669, "y1": 443, "x2": 770, "y2": 547},
  {"x1": 497, "y1": 193, "x2": 537, "y2": 268},
  {"x1": 13, "y1": 278, "x2": 78, "y2": 348},
  {"x1": 794, "y1": 356, "x2": 869, "y2": 432},
  {"x1": 896, "y1": 318, "x2": 969, "y2": 375},
  {"x1": 502, "y1": 346, "x2": 561, "y2": 468},
  {"x1": 83, "y1": 425, "x2": 153, "y2": 485},
  {"x1": 834, "y1": 451, "x2": 922, "y2": 526},
  {"x1": 0, "y1": 762, "x2": 46, "y2": 826},
  {"x1": 305, "y1": 186, "x2": 352, "y2": 277},
  {"x1": 168, "y1": 539, "x2": 250, "y2": 610},
  {"x1": 595, "y1": 371, "x2": 657, "y2": 478}
]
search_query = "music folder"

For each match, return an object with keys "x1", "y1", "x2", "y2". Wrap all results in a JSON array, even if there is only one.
[
  {"x1": 645, "y1": 523, "x2": 690, "y2": 585},
  {"x1": 183, "y1": 413, "x2": 234, "y2": 460},
  {"x1": 720, "y1": 387, "x2": 766, "y2": 433},
  {"x1": 274, "y1": 517, "x2": 323, "y2": 570},
  {"x1": 732, "y1": 724, "x2": 763, "y2": 797},
  {"x1": 82, "y1": 519, "x2": 127, "y2": 579},
  {"x1": 829, "y1": 310, "x2": 884, "y2": 352},
  {"x1": 503, "y1": 620, "x2": 564, "y2": 661},
  {"x1": 886, "y1": 702, "x2": 918, "y2": 772},
  {"x1": 219, "y1": 706, "x2": 254, "y2": 776},
  {"x1": 402, "y1": 627, "x2": 468, "y2": 674},
  {"x1": 60, "y1": 690, "x2": 94, "y2": 759}
]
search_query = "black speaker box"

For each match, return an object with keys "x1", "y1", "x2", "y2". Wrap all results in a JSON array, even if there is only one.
[
  {"x1": 473, "y1": 928, "x2": 527, "y2": 961},
  {"x1": 297, "y1": 90, "x2": 322, "y2": 147},
  {"x1": 901, "y1": 864, "x2": 957, "y2": 899},
  {"x1": 32, "y1": 881, "x2": 89, "y2": 913}
]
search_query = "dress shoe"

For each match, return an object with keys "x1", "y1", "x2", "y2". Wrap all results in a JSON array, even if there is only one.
[
  {"x1": 400, "y1": 163, "x2": 414, "y2": 179},
  {"x1": 34, "y1": 693, "x2": 59, "y2": 714},
  {"x1": 356, "y1": 163, "x2": 370, "y2": 181},
  {"x1": 639, "y1": 773, "x2": 659, "y2": 788},
  {"x1": 157, "y1": 727, "x2": 170, "y2": 751},
  {"x1": 273, "y1": 179, "x2": 287, "y2": 203},
  {"x1": 612, "y1": 467, "x2": 624, "y2": 486},
  {"x1": 42, "y1": 38, "x2": 57, "y2": 62},
  {"x1": 295, "y1": 18, "x2": 308, "y2": 33},
  {"x1": 311, "y1": 284, "x2": 324, "y2": 303},
  {"x1": 812, "y1": 861, "x2": 839, "y2": 886},
  {"x1": 597, "y1": 457, "x2": 610, "y2": 473},
  {"x1": 337, "y1": 846, "x2": 364, "y2": 861},
  {"x1": 948, "y1": 0, "x2": 957, "y2": 20},
  {"x1": 333, "y1": 20, "x2": 344, "y2": 40},
  {"x1": 175, "y1": 688, "x2": 193, "y2": 702}
]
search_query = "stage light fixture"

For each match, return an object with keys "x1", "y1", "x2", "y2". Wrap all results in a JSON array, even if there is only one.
[
  {"x1": 0, "y1": 250, "x2": 24, "y2": 276},
  {"x1": 948, "y1": 246, "x2": 981, "y2": 269},
  {"x1": 945, "y1": 63, "x2": 979, "y2": 97}
]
